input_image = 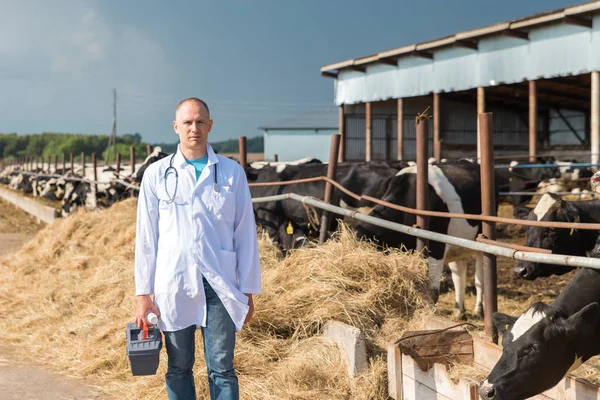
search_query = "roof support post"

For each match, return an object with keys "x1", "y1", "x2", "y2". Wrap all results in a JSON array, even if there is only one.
[
  {"x1": 433, "y1": 92, "x2": 441, "y2": 161},
  {"x1": 477, "y1": 87, "x2": 486, "y2": 161},
  {"x1": 365, "y1": 102, "x2": 372, "y2": 161},
  {"x1": 529, "y1": 80, "x2": 538, "y2": 163},
  {"x1": 338, "y1": 105, "x2": 346, "y2": 163},
  {"x1": 592, "y1": 71, "x2": 600, "y2": 170},
  {"x1": 397, "y1": 98, "x2": 404, "y2": 160}
]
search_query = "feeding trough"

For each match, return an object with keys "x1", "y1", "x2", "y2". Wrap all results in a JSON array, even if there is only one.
[{"x1": 387, "y1": 317, "x2": 600, "y2": 400}]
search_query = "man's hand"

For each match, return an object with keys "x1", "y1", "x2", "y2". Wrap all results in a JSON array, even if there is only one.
[
  {"x1": 135, "y1": 295, "x2": 160, "y2": 328},
  {"x1": 244, "y1": 294, "x2": 254, "y2": 325}
]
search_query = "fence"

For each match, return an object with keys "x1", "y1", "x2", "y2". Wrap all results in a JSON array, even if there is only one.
[{"x1": 2, "y1": 131, "x2": 600, "y2": 342}]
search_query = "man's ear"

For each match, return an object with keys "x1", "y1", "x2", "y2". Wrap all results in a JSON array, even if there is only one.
[
  {"x1": 566, "y1": 302, "x2": 600, "y2": 338},
  {"x1": 493, "y1": 311, "x2": 518, "y2": 334}
]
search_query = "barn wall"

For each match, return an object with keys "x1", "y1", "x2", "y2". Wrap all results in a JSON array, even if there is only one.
[{"x1": 263, "y1": 129, "x2": 337, "y2": 162}]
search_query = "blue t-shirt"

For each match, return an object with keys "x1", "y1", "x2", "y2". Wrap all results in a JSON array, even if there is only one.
[{"x1": 185, "y1": 155, "x2": 209, "y2": 180}]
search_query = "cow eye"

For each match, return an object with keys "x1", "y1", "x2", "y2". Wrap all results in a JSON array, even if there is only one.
[{"x1": 527, "y1": 343, "x2": 540, "y2": 355}]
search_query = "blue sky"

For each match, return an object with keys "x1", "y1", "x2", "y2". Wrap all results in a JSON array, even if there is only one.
[{"x1": 0, "y1": 0, "x2": 579, "y2": 145}]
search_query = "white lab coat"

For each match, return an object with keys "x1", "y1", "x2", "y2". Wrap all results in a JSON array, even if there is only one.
[{"x1": 134, "y1": 143, "x2": 262, "y2": 332}]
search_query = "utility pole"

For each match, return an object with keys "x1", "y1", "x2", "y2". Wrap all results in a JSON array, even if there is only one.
[{"x1": 105, "y1": 88, "x2": 117, "y2": 166}]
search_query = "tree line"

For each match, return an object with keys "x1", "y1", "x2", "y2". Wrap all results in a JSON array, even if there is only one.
[{"x1": 0, "y1": 133, "x2": 264, "y2": 162}]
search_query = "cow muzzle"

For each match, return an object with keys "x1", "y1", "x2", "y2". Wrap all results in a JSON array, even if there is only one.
[
  {"x1": 478, "y1": 381, "x2": 496, "y2": 400},
  {"x1": 513, "y1": 262, "x2": 536, "y2": 280}
]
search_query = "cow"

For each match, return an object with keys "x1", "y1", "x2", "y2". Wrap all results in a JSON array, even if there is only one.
[
  {"x1": 479, "y1": 244, "x2": 600, "y2": 400},
  {"x1": 347, "y1": 160, "x2": 489, "y2": 320},
  {"x1": 513, "y1": 192, "x2": 600, "y2": 280},
  {"x1": 248, "y1": 161, "x2": 408, "y2": 255},
  {"x1": 555, "y1": 160, "x2": 594, "y2": 190},
  {"x1": 134, "y1": 146, "x2": 169, "y2": 184}
]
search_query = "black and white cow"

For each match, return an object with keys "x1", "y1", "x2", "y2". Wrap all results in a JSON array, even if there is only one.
[
  {"x1": 134, "y1": 147, "x2": 169, "y2": 184},
  {"x1": 248, "y1": 161, "x2": 408, "y2": 254},
  {"x1": 513, "y1": 192, "x2": 600, "y2": 280},
  {"x1": 349, "y1": 160, "x2": 489, "y2": 320},
  {"x1": 479, "y1": 246, "x2": 600, "y2": 400}
]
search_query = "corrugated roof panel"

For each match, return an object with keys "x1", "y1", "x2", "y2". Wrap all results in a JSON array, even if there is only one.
[
  {"x1": 477, "y1": 36, "x2": 530, "y2": 86},
  {"x1": 593, "y1": 14, "x2": 600, "y2": 69},
  {"x1": 365, "y1": 64, "x2": 398, "y2": 102},
  {"x1": 333, "y1": 15, "x2": 600, "y2": 105},
  {"x1": 397, "y1": 57, "x2": 434, "y2": 98},
  {"x1": 529, "y1": 23, "x2": 593, "y2": 78},
  {"x1": 432, "y1": 47, "x2": 478, "y2": 93}
]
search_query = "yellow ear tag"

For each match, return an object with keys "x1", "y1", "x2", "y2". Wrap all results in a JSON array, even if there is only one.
[
  {"x1": 505, "y1": 324, "x2": 510, "y2": 330},
  {"x1": 286, "y1": 222, "x2": 294, "y2": 235},
  {"x1": 571, "y1": 216, "x2": 580, "y2": 236}
]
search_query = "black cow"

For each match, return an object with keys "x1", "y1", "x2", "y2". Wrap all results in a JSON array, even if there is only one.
[
  {"x1": 248, "y1": 161, "x2": 408, "y2": 254},
  {"x1": 349, "y1": 160, "x2": 492, "y2": 320},
  {"x1": 513, "y1": 192, "x2": 600, "y2": 280},
  {"x1": 480, "y1": 246, "x2": 600, "y2": 400}
]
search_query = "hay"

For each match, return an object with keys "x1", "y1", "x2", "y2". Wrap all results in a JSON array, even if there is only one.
[
  {"x1": 0, "y1": 197, "x2": 46, "y2": 234},
  {"x1": 0, "y1": 199, "x2": 432, "y2": 399}
]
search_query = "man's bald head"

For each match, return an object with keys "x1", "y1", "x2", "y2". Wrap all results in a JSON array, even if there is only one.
[{"x1": 176, "y1": 97, "x2": 210, "y2": 117}]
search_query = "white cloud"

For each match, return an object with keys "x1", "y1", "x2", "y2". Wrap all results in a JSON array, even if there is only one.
[{"x1": 0, "y1": 0, "x2": 170, "y2": 85}]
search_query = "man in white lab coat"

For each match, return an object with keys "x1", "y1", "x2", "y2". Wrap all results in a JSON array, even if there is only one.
[{"x1": 134, "y1": 97, "x2": 262, "y2": 400}]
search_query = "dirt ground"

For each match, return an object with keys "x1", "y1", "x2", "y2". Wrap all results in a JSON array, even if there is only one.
[{"x1": 0, "y1": 199, "x2": 109, "y2": 400}]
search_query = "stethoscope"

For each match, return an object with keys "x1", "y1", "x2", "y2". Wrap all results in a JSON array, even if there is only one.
[{"x1": 164, "y1": 154, "x2": 220, "y2": 204}]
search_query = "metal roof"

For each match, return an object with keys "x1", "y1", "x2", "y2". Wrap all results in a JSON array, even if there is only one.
[
  {"x1": 258, "y1": 108, "x2": 338, "y2": 131},
  {"x1": 321, "y1": 0, "x2": 600, "y2": 76}
]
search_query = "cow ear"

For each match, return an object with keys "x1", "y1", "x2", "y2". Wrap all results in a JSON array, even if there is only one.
[
  {"x1": 559, "y1": 200, "x2": 580, "y2": 222},
  {"x1": 566, "y1": 302, "x2": 600, "y2": 338},
  {"x1": 493, "y1": 312, "x2": 518, "y2": 334}
]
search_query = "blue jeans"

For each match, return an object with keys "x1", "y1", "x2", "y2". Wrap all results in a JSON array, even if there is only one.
[{"x1": 163, "y1": 278, "x2": 239, "y2": 400}]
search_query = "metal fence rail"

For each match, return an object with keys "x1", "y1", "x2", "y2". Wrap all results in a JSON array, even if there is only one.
[{"x1": 253, "y1": 192, "x2": 600, "y2": 270}]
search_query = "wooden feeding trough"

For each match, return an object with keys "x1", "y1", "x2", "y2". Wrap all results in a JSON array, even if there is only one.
[{"x1": 388, "y1": 317, "x2": 600, "y2": 400}]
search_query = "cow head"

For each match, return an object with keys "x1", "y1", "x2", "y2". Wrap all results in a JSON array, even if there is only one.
[
  {"x1": 514, "y1": 193, "x2": 587, "y2": 280},
  {"x1": 479, "y1": 302, "x2": 600, "y2": 400},
  {"x1": 276, "y1": 220, "x2": 311, "y2": 255}
]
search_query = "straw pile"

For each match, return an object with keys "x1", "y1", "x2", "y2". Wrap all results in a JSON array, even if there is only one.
[
  {"x1": 0, "y1": 197, "x2": 46, "y2": 234},
  {"x1": 0, "y1": 198, "x2": 433, "y2": 399}
]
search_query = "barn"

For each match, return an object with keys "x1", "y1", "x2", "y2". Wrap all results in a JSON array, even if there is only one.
[
  {"x1": 258, "y1": 108, "x2": 338, "y2": 162},
  {"x1": 320, "y1": 1, "x2": 600, "y2": 163}
]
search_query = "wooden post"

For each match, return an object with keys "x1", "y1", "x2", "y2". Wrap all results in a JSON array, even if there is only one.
[
  {"x1": 416, "y1": 118, "x2": 429, "y2": 256},
  {"x1": 47, "y1": 155, "x2": 51, "y2": 173},
  {"x1": 116, "y1": 152, "x2": 121, "y2": 175},
  {"x1": 81, "y1": 152, "x2": 85, "y2": 178},
  {"x1": 273, "y1": 154, "x2": 279, "y2": 162},
  {"x1": 592, "y1": 71, "x2": 600, "y2": 169},
  {"x1": 338, "y1": 105, "x2": 346, "y2": 163},
  {"x1": 70, "y1": 153, "x2": 74, "y2": 176},
  {"x1": 238, "y1": 136, "x2": 247, "y2": 170},
  {"x1": 92, "y1": 153, "x2": 98, "y2": 205},
  {"x1": 479, "y1": 112, "x2": 498, "y2": 343},
  {"x1": 433, "y1": 92, "x2": 441, "y2": 161},
  {"x1": 365, "y1": 102, "x2": 372, "y2": 161},
  {"x1": 319, "y1": 134, "x2": 341, "y2": 244},
  {"x1": 146, "y1": 144, "x2": 152, "y2": 157},
  {"x1": 477, "y1": 87, "x2": 486, "y2": 161},
  {"x1": 529, "y1": 80, "x2": 538, "y2": 163},
  {"x1": 62, "y1": 153, "x2": 66, "y2": 174},
  {"x1": 54, "y1": 155, "x2": 58, "y2": 174},
  {"x1": 386, "y1": 117, "x2": 393, "y2": 160},
  {"x1": 130, "y1": 147, "x2": 135, "y2": 175},
  {"x1": 397, "y1": 98, "x2": 404, "y2": 160}
]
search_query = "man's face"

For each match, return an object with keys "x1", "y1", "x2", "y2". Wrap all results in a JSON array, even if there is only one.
[{"x1": 173, "y1": 101, "x2": 213, "y2": 152}]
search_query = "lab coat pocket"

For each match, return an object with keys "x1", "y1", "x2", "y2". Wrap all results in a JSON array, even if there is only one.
[
  {"x1": 203, "y1": 185, "x2": 236, "y2": 223},
  {"x1": 219, "y1": 249, "x2": 238, "y2": 287}
]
